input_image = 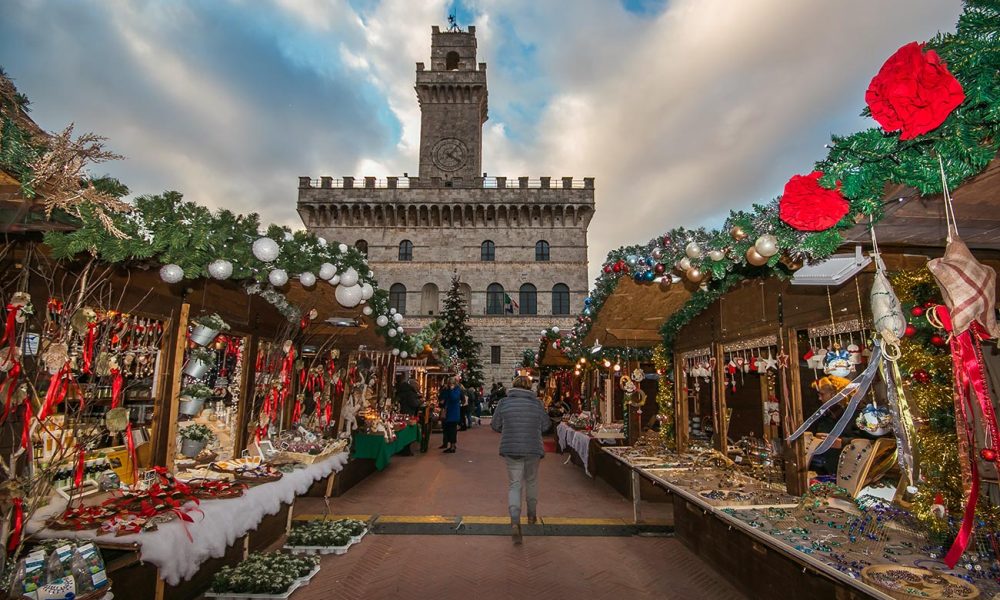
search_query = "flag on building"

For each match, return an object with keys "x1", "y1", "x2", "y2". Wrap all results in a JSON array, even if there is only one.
[{"x1": 504, "y1": 293, "x2": 518, "y2": 313}]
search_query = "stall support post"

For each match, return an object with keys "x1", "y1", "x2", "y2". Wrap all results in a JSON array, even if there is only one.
[
  {"x1": 784, "y1": 329, "x2": 808, "y2": 495},
  {"x1": 234, "y1": 334, "x2": 258, "y2": 456},
  {"x1": 712, "y1": 343, "x2": 728, "y2": 454},
  {"x1": 147, "y1": 315, "x2": 175, "y2": 470},
  {"x1": 674, "y1": 355, "x2": 688, "y2": 452},
  {"x1": 631, "y1": 469, "x2": 642, "y2": 524},
  {"x1": 156, "y1": 303, "x2": 191, "y2": 471}
]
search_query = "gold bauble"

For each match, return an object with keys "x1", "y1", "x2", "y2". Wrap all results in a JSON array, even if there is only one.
[
  {"x1": 730, "y1": 225, "x2": 748, "y2": 241},
  {"x1": 686, "y1": 267, "x2": 705, "y2": 283},
  {"x1": 745, "y1": 247, "x2": 768, "y2": 266},
  {"x1": 780, "y1": 255, "x2": 804, "y2": 271}
]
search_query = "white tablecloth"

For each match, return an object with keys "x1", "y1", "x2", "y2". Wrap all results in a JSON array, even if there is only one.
[
  {"x1": 556, "y1": 423, "x2": 593, "y2": 476},
  {"x1": 28, "y1": 452, "x2": 349, "y2": 586}
]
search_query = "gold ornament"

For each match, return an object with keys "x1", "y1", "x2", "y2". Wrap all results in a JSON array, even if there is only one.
[
  {"x1": 730, "y1": 225, "x2": 748, "y2": 241},
  {"x1": 780, "y1": 255, "x2": 804, "y2": 271},
  {"x1": 745, "y1": 247, "x2": 768, "y2": 266},
  {"x1": 686, "y1": 267, "x2": 705, "y2": 283},
  {"x1": 71, "y1": 307, "x2": 97, "y2": 335}
]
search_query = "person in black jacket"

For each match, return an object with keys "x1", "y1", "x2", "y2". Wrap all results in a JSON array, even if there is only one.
[
  {"x1": 395, "y1": 377, "x2": 422, "y2": 416},
  {"x1": 491, "y1": 375, "x2": 548, "y2": 545}
]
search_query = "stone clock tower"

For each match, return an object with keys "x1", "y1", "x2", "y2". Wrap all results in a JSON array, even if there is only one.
[
  {"x1": 416, "y1": 26, "x2": 488, "y2": 182},
  {"x1": 298, "y1": 24, "x2": 594, "y2": 386}
]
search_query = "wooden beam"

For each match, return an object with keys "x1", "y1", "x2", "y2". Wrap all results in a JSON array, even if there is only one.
[
  {"x1": 712, "y1": 343, "x2": 727, "y2": 454},
  {"x1": 784, "y1": 329, "x2": 808, "y2": 495},
  {"x1": 164, "y1": 303, "x2": 191, "y2": 471},
  {"x1": 234, "y1": 334, "x2": 257, "y2": 456},
  {"x1": 674, "y1": 355, "x2": 687, "y2": 452}
]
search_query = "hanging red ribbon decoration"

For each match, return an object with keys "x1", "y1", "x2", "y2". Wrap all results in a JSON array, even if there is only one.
[
  {"x1": 1, "y1": 360, "x2": 21, "y2": 424},
  {"x1": 74, "y1": 445, "x2": 87, "y2": 489},
  {"x1": 7, "y1": 497, "x2": 23, "y2": 554},
  {"x1": 38, "y1": 364, "x2": 71, "y2": 421},
  {"x1": 125, "y1": 422, "x2": 138, "y2": 487},
  {"x1": 111, "y1": 368, "x2": 124, "y2": 409},
  {"x1": 291, "y1": 396, "x2": 302, "y2": 424},
  {"x1": 20, "y1": 398, "x2": 32, "y2": 452},
  {"x1": 0, "y1": 304, "x2": 19, "y2": 360},
  {"x1": 933, "y1": 306, "x2": 999, "y2": 568},
  {"x1": 324, "y1": 401, "x2": 332, "y2": 426}
]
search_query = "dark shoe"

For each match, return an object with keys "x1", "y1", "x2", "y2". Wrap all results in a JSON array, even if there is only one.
[
  {"x1": 527, "y1": 515, "x2": 537, "y2": 525},
  {"x1": 437, "y1": 444, "x2": 447, "y2": 449},
  {"x1": 512, "y1": 524, "x2": 523, "y2": 545},
  {"x1": 444, "y1": 448, "x2": 456, "y2": 453}
]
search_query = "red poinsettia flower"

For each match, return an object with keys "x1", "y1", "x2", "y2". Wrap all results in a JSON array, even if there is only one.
[
  {"x1": 779, "y1": 171, "x2": 849, "y2": 232},
  {"x1": 865, "y1": 42, "x2": 964, "y2": 140}
]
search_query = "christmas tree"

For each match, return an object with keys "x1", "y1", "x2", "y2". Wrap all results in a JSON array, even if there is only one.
[{"x1": 440, "y1": 275, "x2": 484, "y2": 388}]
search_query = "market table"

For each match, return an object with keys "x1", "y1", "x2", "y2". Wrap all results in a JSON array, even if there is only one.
[
  {"x1": 556, "y1": 422, "x2": 595, "y2": 476},
  {"x1": 352, "y1": 424, "x2": 421, "y2": 470}
]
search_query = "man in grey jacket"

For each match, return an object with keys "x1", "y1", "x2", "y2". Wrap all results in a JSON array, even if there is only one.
[{"x1": 491, "y1": 375, "x2": 549, "y2": 545}]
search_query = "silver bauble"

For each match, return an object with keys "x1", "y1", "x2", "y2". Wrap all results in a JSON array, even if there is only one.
[
  {"x1": 318, "y1": 262, "x2": 337, "y2": 280},
  {"x1": 298, "y1": 272, "x2": 316, "y2": 287},
  {"x1": 268, "y1": 269, "x2": 289, "y2": 287},
  {"x1": 207, "y1": 259, "x2": 233, "y2": 280},
  {"x1": 708, "y1": 249, "x2": 725, "y2": 262},
  {"x1": 252, "y1": 237, "x2": 280, "y2": 262},
  {"x1": 160, "y1": 264, "x2": 184, "y2": 283},
  {"x1": 754, "y1": 234, "x2": 779, "y2": 258},
  {"x1": 651, "y1": 248, "x2": 663, "y2": 261},
  {"x1": 393, "y1": 313, "x2": 404, "y2": 324},
  {"x1": 362, "y1": 306, "x2": 373, "y2": 316},
  {"x1": 387, "y1": 328, "x2": 397, "y2": 337},
  {"x1": 685, "y1": 242, "x2": 702, "y2": 259},
  {"x1": 330, "y1": 275, "x2": 341, "y2": 286},
  {"x1": 339, "y1": 267, "x2": 359, "y2": 287},
  {"x1": 677, "y1": 257, "x2": 692, "y2": 272},
  {"x1": 376, "y1": 315, "x2": 390, "y2": 327},
  {"x1": 361, "y1": 282, "x2": 374, "y2": 300},
  {"x1": 334, "y1": 283, "x2": 363, "y2": 308}
]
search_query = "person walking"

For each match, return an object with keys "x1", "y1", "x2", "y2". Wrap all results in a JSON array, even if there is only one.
[
  {"x1": 491, "y1": 375, "x2": 548, "y2": 545},
  {"x1": 439, "y1": 377, "x2": 462, "y2": 453},
  {"x1": 459, "y1": 381, "x2": 471, "y2": 431}
]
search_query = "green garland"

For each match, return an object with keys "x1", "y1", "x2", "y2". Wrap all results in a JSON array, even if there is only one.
[{"x1": 560, "y1": 0, "x2": 1000, "y2": 363}]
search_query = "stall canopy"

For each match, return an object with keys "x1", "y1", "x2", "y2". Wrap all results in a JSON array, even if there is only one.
[{"x1": 581, "y1": 278, "x2": 692, "y2": 350}]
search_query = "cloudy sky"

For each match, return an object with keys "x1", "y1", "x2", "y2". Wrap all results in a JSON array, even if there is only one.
[{"x1": 1, "y1": 0, "x2": 961, "y2": 284}]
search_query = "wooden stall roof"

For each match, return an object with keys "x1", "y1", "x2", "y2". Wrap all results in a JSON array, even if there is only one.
[
  {"x1": 537, "y1": 341, "x2": 574, "y2": 368},
  {"x1": 581, "y1": 278, "x2": 692, "y2": 349},
  {"x1": 842, "y1": 155, "x2": 1000, "y2": 252}
]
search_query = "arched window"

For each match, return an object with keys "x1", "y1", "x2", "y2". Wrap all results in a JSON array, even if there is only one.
[
  {"x1": 355, "y1": 239, "x2": 368, "y2": 256},
  {"x1": 389, "y1": 283, "x2": 407, "y2": 314},
  {"x1": 420, "y1": 283, "x2": 439, "y2": 315},
  {"x1": 552, "y1": 283, "x2": 570, "y2": 315},
  {"x1": 458, "y1": 282, "x2": 472, "y2": 309},
  {"x1": 481, "y1": 240, "x2": 495, "y2": 262},
  {"x1": 486, "y1": 283, "x2": 505, "y2": 315},
  {"x1": 519, "y1": 283, "x2": 537, "y2": 315},
  {"x1": 398, "y1": 240, "x2": 413, "y2": 261},
  {"x1": 535, "y1": 240, "x2": 550, "y2": 261},
  {"x1": 446, "y1": 51, "x2": 460, "y2": 70}
]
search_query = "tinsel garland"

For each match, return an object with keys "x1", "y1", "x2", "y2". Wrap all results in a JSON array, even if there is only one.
[
  {"x1": 652, "y1": 345, "x2": 675, "y2": 446},
  {"x1": 890, "y1": 268, "x2": 966, "y2": 533}
]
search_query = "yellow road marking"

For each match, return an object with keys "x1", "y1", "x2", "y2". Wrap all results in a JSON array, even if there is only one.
[
  {"x1": 378, "y1": 515, "x2": 457, "y2": 524},
  {"x1": 293, "y1": 514, "x2": 372, "y2": 521}
]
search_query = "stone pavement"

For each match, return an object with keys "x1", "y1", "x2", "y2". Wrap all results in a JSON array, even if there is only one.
[{"x1": 286, "y1": 425, "x2": 747, "y2": 599}]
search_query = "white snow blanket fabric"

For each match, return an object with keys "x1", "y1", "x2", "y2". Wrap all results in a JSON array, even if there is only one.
[
  {"x1": 27, "y1": 452, "x2": 349, "y2": 585},
  {"x1": 555, "y1": 423, "x2": 592, "y2": 476}
]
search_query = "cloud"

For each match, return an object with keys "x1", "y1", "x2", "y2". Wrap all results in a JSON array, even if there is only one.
[{"x1": 0, "y1": 0, "x2": 963, "y2": 283}]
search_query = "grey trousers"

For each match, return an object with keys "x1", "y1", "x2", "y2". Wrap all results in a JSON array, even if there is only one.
[{"x1": 504, "y1": 455, "x2": 540, "y2": 522}]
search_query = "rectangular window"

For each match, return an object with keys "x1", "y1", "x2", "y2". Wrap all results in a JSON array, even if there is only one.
[{"x1": 490, "y1": 345, "x2": 501, "y2": 364}]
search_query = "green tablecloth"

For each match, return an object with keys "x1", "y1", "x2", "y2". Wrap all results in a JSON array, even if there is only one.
[{"x1": 352, "y1": 424, "x2": 421, "y2": 470}]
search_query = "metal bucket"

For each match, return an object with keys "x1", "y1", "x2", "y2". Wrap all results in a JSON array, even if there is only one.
[
  {"x1": 180, "y1": 438, "x2": 207, "y2": 458},
  {"x1": 178, "y1": 396, "x2": 206, "y2": 416},
  {"x1": 183, "y1": 358, "x2": 212, "y2": 379},
  {"x1": 189, "y1": 326, "x2": 219, "y2": 346}
]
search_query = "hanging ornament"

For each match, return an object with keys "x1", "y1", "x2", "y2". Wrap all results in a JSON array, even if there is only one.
[
  {"x1": 779, "y1": 254, "x2": 804, "y2": 271},
  {"x1": 316, "y1": 237, "x2": 327, "y2": 247},
  {"x1": 298, "y1": 272, "x2": 317, "y2": 287},
  {"x1": 362, "y1": 306, "x2": 373, "y2": 316},
  {"x1": 929, "y1": 334, "x2": 946, "y2": 347},
  {"x1": 685, "y1": 242, "x2": 702, "y2": 259},
  {"x1": 330, "y1": 275, "x2": 341, "y2": 286},
  {"x1": 686, "y1": 267, "x2": 705, "y2": 283},
  {"x1": 334, "y1": 284, "x2": 363, "y2": 308},
  {"x1": 376, "y1": 315, "x2": 390, "y2": 327},
  {"x1": 904, "y1": 324, "x2": 917, "y2": 337},
  {"x1": 708, "y1": 249, "x2": 725, "y2": 262},
  {"x1": 159, "y1": 264, "x2": 184, "y2": 283},
  {"x1": 730, "y1": 225, "x2": 748, "y2": 241},
  {"x1": 393, "y1": 313, "x2": 404, "y2": 324},
  {"x1": 361, "y1": 282, "x2": 374, "y2": 300},
  {"x1": 981, "y1": 448, "x2": 998, "y2": 463},
  {"x1": 387, "y1": 328, "x2": 397, "y2": 337},
  {"x1": 338, "y1": 243, "x2": 349, "y2": 253},
  {"x1": 603, "y1": 264, "x2": 612, "y2": 274},
  {"x1": 653, "y1": 263, "x2": 666, "y2": 275},
  {"x1": 391, "y1": 348, "x2": 400, "y2": 356},
  {"x1": 754, "y1": 234, "x2": 778, "y2": 258},
  {"x1": 651, "y1": 248, "x2": 663, "y2": 261},
  {"x1": 268, "y1": 269, "x2": 289, "y2": 287},
  {"x1": 400, "y1": 351, "x2": 409, "y2": 359},
  {"x1": 745, "y1": 247, "x2": 768, "y2": 266},
  {"x1": 318, "y1": 262, "x2": 337, "y2": 280},
  {"x1": 208, "y1": 259, "x2": 233, "y2": 280},
  {"x1": 626, "y1": 255, "x2": 638, "y2": 266},
  {"x1": 910, "y1": 305, "x2": 925, "y2": 317},
  {"x1": 340, "y1": 267, "x2": 359, "y2": 287},
  {"x1": 911, "y1": 369, "x2": 930, "y2": 384},
  {"x1": 931, "y1": 493, "x2": 947, "y2": 520},
  {"x1": 658, "y1": 277, "x2": 672, "y2": 291},
  {"x1": 390, "y1": 308, "x2": 397, "y2": 315},
  {"x1": 677, "y1": 257, "x2": 692, "y2": 272},
  {"x1": 252, "y1": 237, "x2": 280, "y2": 262}
]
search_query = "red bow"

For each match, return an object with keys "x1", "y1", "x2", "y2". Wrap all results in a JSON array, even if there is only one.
[
  {"x1": 6, "y1": 497, "x2": 23, "y2": 554},
  {"x1": 111, "y1": 368, "x2": 124, "y2": 408},
  {"x1": 0, "y1": 304, "x2": 19, "y2": 360}
]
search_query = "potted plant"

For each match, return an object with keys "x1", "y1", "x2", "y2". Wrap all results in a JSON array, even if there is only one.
[
  {"x1": 178, "y1": 383, "x2": 213, "y2": 416},
  {"x1": 178, "y1": 423, "x2": 215, "y2": 457},
  {"x1": 183, "y1": 347, "x2": 217, "y2": 379},
  {"x1": 190, "y1": 313, "x2": 230, "y2": 346}
]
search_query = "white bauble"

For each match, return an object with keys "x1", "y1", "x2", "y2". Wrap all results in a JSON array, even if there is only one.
[
  {"x1": 390, "y1": 308, "x2": 397, "y2": 315},
  {"x1": 318, "y1": 263, "x2": 337, "y2": 280},
  {"x1": 334, "y1": 284, "x2": 363, "y2": 308},
  {"x1": 338, "y1": 243, "x2": 348, "y2": 253},
  {"x1": 160, "y1": 264, "x2": 184, "y2": 283},
  {"x1": 540, "y1": 330, "x2": 547, "y2": 336},
  {"x1": 362, "y1": 306, "x2": 373, "y2": 316},
  {"x1": 755, "y1": 234, "x2": 779, "y2": 258},
  {"x1": 387, "y1": 328, "x2": 397, "y2": 337},
  {"x1": 677, "y1": 257, "x2": 692, "y2": 271},
  {"x1": 330, "y1": 275, "x2": 341, "y2": 286},
  {"x1": 299, "y1": 272, "x2": 316, "y2": 287},
  {"x1": 685, "y1": 241, "x2": 702, "y2": 259},
  {"x1": 551, "y1": 326, "x2": 560, "y2": 334},
  {"x1": 376, "y1": 315, "x2": 390, "y2": 328},
  {"x1": 283, "y1": 231, "x2": 294, "y2": 242},
  {"x1": 339, "y1": 267, "x2": 359, "y2": 287},
  {"x1": 400, "y1": 351, "x2": 408, "y2": 359},
  {"x1": 708, "y1": 249, "x2": 725, "y2": 262},
  {"x1": 397, "y1": 327, "x2": 405, "y2": 335},
  {"x1": 392, "y1": 348, "x2": 400, "y2": 356},
  {"x1": 317, "y1": 237, "x2": 327, "y2": 247},
  {"x1": 268, "y1": 269, "x2": 289, "y2": 287},
  {"x1": 393, "y1": 313, "x2": 404, "y2": 324},
  {"x1": 207, "y1": 259, "x2": 233, "y2": 280},
  {"x1": 361, "y1": 282, "x2": 374, "y2": 300},
  {"x1": 252, "y1": 237, "x2": 280, "y2": 262}
]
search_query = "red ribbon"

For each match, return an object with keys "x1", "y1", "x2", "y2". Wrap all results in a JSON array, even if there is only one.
[
  {"x1": 2, "y1": 360, "x2": 21, "y2": 423},
  {"x1": 324, "y1": 402, "x2": 332, "y2": 426},
  {"x1": 291, "y1": 397, "x2": 302, "y2": 424},
  {"x1": 74, "y1": 445, "x2": 87, "y2": 489},
  {"x1": 7, "y1": 497, "x2": 23, "y2": 554},
  {"x1": 39, "y1": 364, "x2": 71, "y2": 421},
  {"x1": 20, "y1": 398, "x2": 32, "y2": 451},
  {"x1": 0, "y1": 304, "x2": 18, "y2": 359},
  {"x1": 82, "y1": 322, "x2": 97, "y2": 374},
  {"x1": 125, "y1": 422, "x2": 138, "y2": 487},
  {"x1": 111, "y1": 368, "x2": 124, "y2": 408}
]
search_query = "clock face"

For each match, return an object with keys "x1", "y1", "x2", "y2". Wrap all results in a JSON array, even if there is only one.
[{"x1": 431, "y1": 138, "x2": 469, "y2": 172}]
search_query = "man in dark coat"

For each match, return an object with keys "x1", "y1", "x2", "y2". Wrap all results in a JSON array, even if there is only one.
[
  {"x1": 395, "y1": 377, "x2": 422, "y2": 416},
  {"x1": 491, "y1": 375, "x2": 548, "y2": 544}
]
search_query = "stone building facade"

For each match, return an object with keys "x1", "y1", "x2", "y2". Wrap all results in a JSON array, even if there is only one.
[{"x1": 298, "y1": 25, "x2": 594, "y2": 386}]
